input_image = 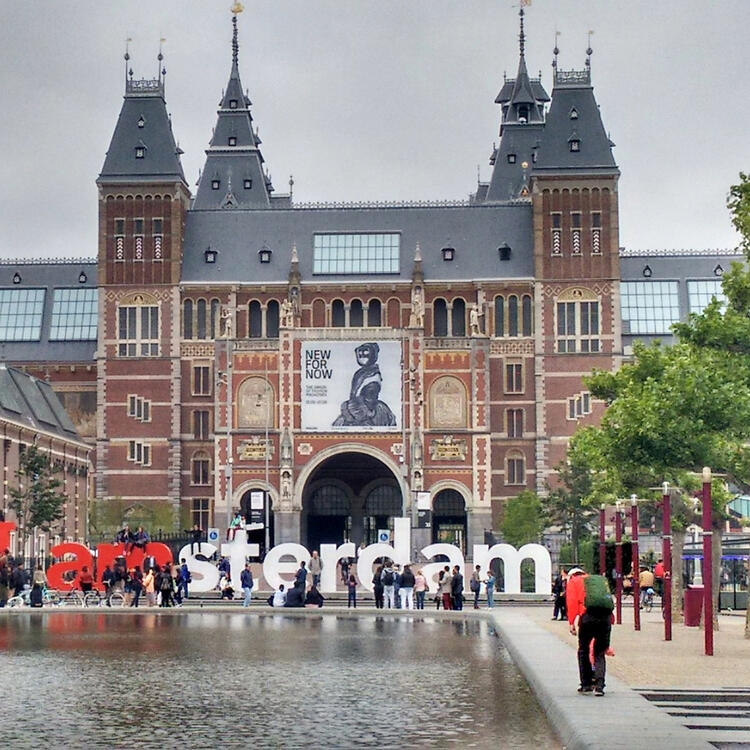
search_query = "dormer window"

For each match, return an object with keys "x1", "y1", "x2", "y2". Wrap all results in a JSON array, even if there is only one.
[
  {"x1": 569, "y1": 107, "x2": 579, "y2": 120},
  {"x1": 507, "y1": 154, "x2": 517, "y2": 164},
  {"x1": 228, "y1": 136, "x2": 237, "y2": 146},
  {"x1": 229, "y1": 99, "x2": 238, "y2": 109},
  {"x1": 569, "y1": 139, "x2": 580, "y2": 152},
  {"x1": 204, "y1": 247, "x2": 218, "y2": 264},
  {"x1": 135, "y1": 146, "x2": 145, "y2": 159},
  {"x1": 441, "y1": 247, "x2": 455, "y2": 262},
  {"x1": 518, "y1": 106, "x2": 529, "y2": 123},
  {"x1": 137, "y1": 115, "x2": 146, "y2": 128},
  {"x1": 243, "y1": 178, "x2": 252, "y2": 190},
  {"x1": 211, "y1": 179, "x2": 220, "y2": 190},
  {"x1": 259, "y1": 245, "x2": 272, "y2": 264},
  {"x1": 498, "y1": 243, "x2": 512, "y2": 261}
]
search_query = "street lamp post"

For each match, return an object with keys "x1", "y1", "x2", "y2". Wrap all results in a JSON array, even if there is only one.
[
  {"x1": 264, "y1": 358, "x2": 270, "y2": 556},
  {"x1": 599, "y1": 504, "x2": 606, "y2": 575},
  {"x1": 631, "y1": 494, "x2": 640, "y2": 631},
  {"x1": 662, "y1": 481, "x2": 672, "y2": 641},
  {"x1": 615, "y1": 501, "x2": 623, "y2": 625},
  {"x1": 224, "y1": 341, "x2": 233, "y2": 533},
  {"x1": 702, "y1": 466, "x2": 714, "y2": 656}
]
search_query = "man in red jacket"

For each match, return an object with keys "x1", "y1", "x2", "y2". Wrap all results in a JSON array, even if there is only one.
[{"x1": 566, "y1": 567, "x2": 612, "y2": 696}]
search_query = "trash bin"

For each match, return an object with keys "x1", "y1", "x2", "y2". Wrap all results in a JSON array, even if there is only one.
[{"x1": 684, "y1": 585, "x2": 704, "y2": 627}]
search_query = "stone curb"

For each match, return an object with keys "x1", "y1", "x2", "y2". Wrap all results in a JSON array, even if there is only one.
[{"x1": 490, "y1": 609, "x2": 714, "y2": 750}]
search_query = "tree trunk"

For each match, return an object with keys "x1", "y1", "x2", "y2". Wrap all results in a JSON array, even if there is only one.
[{"x1": 671, "y1": 530, "x2": 685, "y2": 623}]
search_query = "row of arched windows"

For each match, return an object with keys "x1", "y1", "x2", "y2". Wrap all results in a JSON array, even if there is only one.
[
  {"x1": 494, "y1": 294, "x2": 533, "y2": 337},
  {"x1": 183, "y1": 298, "x2": 221, "y2": 340}
]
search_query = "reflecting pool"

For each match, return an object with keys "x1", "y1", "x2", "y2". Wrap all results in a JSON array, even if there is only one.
[{"x1": 0, "y1": 612, "x2": 559, "y2": 748}]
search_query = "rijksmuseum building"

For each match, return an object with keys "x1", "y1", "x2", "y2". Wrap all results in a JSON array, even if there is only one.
[{"x1": 0, "y1": 12, "x2": 739, "y2": 552}]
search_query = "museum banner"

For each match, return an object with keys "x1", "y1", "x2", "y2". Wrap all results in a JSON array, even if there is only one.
[{"x1": 301, "y1": 341, "x2": 402, "y2": 431}]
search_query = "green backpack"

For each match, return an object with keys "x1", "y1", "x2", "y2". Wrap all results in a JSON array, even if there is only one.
[{"x1": 584, "y1": 575, "x2": 614, "y2": 611}]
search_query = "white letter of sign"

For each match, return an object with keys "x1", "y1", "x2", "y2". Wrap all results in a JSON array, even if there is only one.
[
  {"x1": 180, "y1": 543, "x2": 219, "y2": 593},
  {"x1": 419, "y1": 543, "x2": 466, "y2": 593},
  {"x1": 221, "y1": 530, "x2": 260, "y2": 590},
  {"x1": 320, "y1": 542, "x2": 355, "y2": 593},
  {"x1": 262, "y1": 543, "x2": 310, "y2": 592},
  {"x1": 472, "y1": 543, "x2": 551, "y2": 594},
  {"x1": 356, "y1": 517, "x2": 411, "y2": 592}
]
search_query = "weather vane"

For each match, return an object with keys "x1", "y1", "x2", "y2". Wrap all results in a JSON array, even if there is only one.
[{"x1": 231, "y1": 2, "x2": 244, "y2": 14}]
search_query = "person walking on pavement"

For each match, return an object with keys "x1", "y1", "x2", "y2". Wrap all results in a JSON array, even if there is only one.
[
  {"x1": 451, "y1": 565, "x2": 464, "y2": 611},
  {"x1": 372, "y1": 565, "x2": 384, "y2": 609},
  {"x1": 439, "y1": 566, "x2": 453, "y2": 610},
  {"x1": 295, "y1": 560, "x2": 308, "y2": 590},
  {"x1": 240, "y1": 562, "x2": 254, "y2": 607},
  {"x1": 566, "y1": 567, "x2": 614, "y2": 696},
  {"x1": 381, "y1": 561, "x2": 396, "y2": 608},
  {"x1": 309, "y1": 551, "x2": 323, "y2": 588},
  {"x1": 485, "y1": 570, "x2": 496, "y2": 609},
  {"x1": 552, "y1": 568, "x2": 568, "y2": 620},
  {"x1": 414, "y1": 569, "x2": 428, "y2": 610},
  {"x1": 399, "y1": 564, "x2": 415, "y2": 610}
]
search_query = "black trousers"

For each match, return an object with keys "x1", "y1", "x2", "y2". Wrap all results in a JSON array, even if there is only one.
[{"x1": 577, "y1": 613, "x2": 611, "y2": 688}]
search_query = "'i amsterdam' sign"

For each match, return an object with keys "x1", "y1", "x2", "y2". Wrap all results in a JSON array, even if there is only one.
[{"x1": 0, "y1": 519, "x2": 551, "y2": 595}]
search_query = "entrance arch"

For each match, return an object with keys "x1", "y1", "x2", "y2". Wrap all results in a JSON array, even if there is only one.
[
  {"x1": 432, "y1": 487, "x2": 468, "y2": 553},
  {"x1": 300, "y1": 449, "x2": 403, "y2": 551}
]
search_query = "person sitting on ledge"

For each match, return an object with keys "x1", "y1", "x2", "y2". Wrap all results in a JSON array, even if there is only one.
[
  {"x1": 284, "y1": 581, "x2": 305, "y2": 608},
  {"x1": 272, "y1": 584, "x2": 286, "y2": 607},
  {"x1": 220, "y1": 576, "x2": 235, "y2": 600},
  {"x1": 304, "y1": 584, "x2": 325, "y2": 608}
]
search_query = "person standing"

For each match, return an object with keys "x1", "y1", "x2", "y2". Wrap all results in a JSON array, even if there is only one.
[
  {"x1": 347, "y1": 573, "x2": 357, "y2": 608},
  {"x1": 178, "y1": 558, "x2": 191, "y2": 601},
  {"x1": 158, "y1": 564, "x2": 175, "y2": 608},
  {"x1": 566, "y1": 567, "x2": 614, "y2": 696},
  {"x1": 240, "y1": 563, "x2": 254, "y2": 608},
  {"x1": 309, "y1": 551, "x2": 323, "y2": 588},
  {"x1": 470, "y1": 564, "x2": 482, "y2": 609},
  {"x1": 399, "y1": 564, "x2": 415, "y2": 610},
  {"x1": 372, "y1": 565, "x2": 384, "y2": 609},
  {"x1": 130, "y1": 566, "x2": 143, "y2": 607},
  {"x1": 393, "y1": 564, "x2": 402, "y2": 609},
  {"x1": 485, "y1": 570, "x2": 496, "y2": 609},
  {"x1": 381, "y1": 561, "x2": 396, "y2": 608},
  {"x1": 653, "y1": 558, "x2": 665, "y2": 598},
  {"x1": 552, "y1": 568, "x2": 568, "y2": 620},
  {"x1": 439, "y1": 566, "x2": 453, "y2": 610},
  {"x1": 451, "y1": 565, "x2": 464, "y2": 611},
  {"x1": 143, "y1": 567, "x2": 156, "y2": 607},
  {"x1": 295, "y1": 560, "x2": 308, "y2": 590},
  {"x1": 185, "y1": 524, "x2": 204, "y2": 556},
  {"x1": 414, "y1": 569, "x2": 427, "y2": 610}
]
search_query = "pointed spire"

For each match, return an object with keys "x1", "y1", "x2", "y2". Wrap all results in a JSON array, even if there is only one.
[
  {"x1": 519, "y1": 6, "x2": 526, "y2": 58},
  {"x1": 586, "y1": 30, "x2": 594, "y2": 69}
]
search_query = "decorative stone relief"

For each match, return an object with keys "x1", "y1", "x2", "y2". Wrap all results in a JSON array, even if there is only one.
[
  {"x1": 237, "y1": 436, "x2": 273, "y2": 461},
  {"x1": 429, "y1": 376, "x2": 467, "y2": 429},
  {"x1": 237, "y1": 376, "x2": 273, "y2": 429},
  {"x1": 297, "y1": 443, "x2": 313, "y2": 456},
  {"x1": 430, "y1": 435, "x2": 467, "y2": 461}
]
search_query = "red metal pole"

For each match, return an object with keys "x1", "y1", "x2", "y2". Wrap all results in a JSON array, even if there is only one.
[
  {"x1": 631, "y1": 495, "x2": 640, "y2": 631},
  {"x1": 702, "y1": 468, "x2": 714, "y2": 656},
  {"x1": 662, "y1": 482, "x2": 672, "y2": 641},
  {"x1": 615, "y1": 506, "x2": 622, "y2": 625},
  {"x1": 599, "y1": 505, "x2": 606, "y2": 575}
]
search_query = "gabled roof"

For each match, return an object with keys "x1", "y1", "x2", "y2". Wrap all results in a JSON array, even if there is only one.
[
  {"x1": 533, "y1": 67, "x2": 618, "y2": 176},
  {"x1": 0, "y1": 363, "x2": 84, "y2": 445},
  {"x1": 98, "y1": 77, "x2": 186, "y2": 185},
  {"x1": 193, "y1": 14, "x2": 273, "y2": 210}
]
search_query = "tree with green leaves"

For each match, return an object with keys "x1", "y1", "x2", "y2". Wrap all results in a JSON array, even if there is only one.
[
  {"x1": 9, "y1": 445, "x2": 67, "y2": 554},
  {"x1": 500, "y1": 490, "x2": 544, "y2": 547}
]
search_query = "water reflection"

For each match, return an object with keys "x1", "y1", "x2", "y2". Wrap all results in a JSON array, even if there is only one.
[{"x1": 0, "y1": 613, "x2": 558, "y2": 748}]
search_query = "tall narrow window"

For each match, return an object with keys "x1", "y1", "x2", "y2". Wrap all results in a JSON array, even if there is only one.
[
  {"x1": 249, "y1": 300, "x2": 262, "y2": 338},
  {"x1": 191, "y1": 498, "x2": 211, "y2": 529},
  {"x1": 494, "y1": 295, "x2": 505, "y2": 337},
  {"x1": 451, "y1": 298, "x2": 466, "y2": 337},
  {"x1": 332, "y1": 299, "x2": 345, "y2": 327},
  {"x1": 349, "y1": 299, "x2": 364, "y2": 327},
  {"x1": 193, "y1": 365, "x2": 211, "y2": 396},
  {"x1": 433, "y1": 298, "x2": 448, "y2": 337},
  {"x1": 506, "y1": 451, "x2": 526, "y2": 485},
  {"x1": 505, "y1": 362, "x2": 523, "y2": 394},
  {"x1": 508, "y1": 295, "x2": 519, "y2": 337},
  {"x1": 183, "y1": 300, "x2": 193, "y2": 339},
  {"x1": 118, "y1": 297, "x2": 158, "y2": 357},
  {"x1": 506, "y1": 408, "x2": 524, "y2": 438},
  {"x1": 193, "y1": 410, "x2": 210, "y2": 440},
  {"x1": 266, "y1": 300, "x2": 280, "y2": 337},
  {"x1": 191, "y1": 451, "x2": 211, "y2": 485},
  {"x1": 522, "y1": 294, "x2": 532, "y2": 336},
  {"x1": 196, "y1": 299, "x2": 207, "y2": 339},
  {"x1": 210, "y1": 299, "x2": 220, "y2": 338},
  {"x1": 367, "y1": 299, "x2": 382, "y2": 327}
]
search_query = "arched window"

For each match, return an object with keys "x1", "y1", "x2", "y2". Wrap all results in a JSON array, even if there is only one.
[
  {"x1": 433, "y1": 298, "x2": 448, "y2": 337},
  {"x1": 191, "y1": 450, "x2": 211, "y2": 485},
  {"x1": 349, "y1": 299, "x2": 364, "y2": 327},
  {"x1": 367, "y1": 299, "x2": 382, "y2": 327},
  {"x1": 522, "y1": 294, "x2": 533, "y2": 336},
  {"x1": 183, "y1": 299, "x2": 193, "y2": 339},
  {"x1": 196, "y1": 299, "x2": 207, "y2": 339},
  {"x1": 505, "y1": 450, "x2": 526, "y2": 486},
  {"x1": 332, "y1": 299, "x2": 345, "y2": 327},
  {"x1": 452, "y1": 298, "x2": 466, "y2": 337},
  {"x1": 386, "y1": 298, "x2": 401, "y2": 328},
  {"x1": 364, "y1": 484, "x2": 401, "y2": 516},
  {"x1": 508, "y1": 295, "x2": 519, "y2": 337},
  {"x1": 267, "y1": 300, "x2": 280, "y2": 338},
  {"x1": 210, "y1": 299, "x2": 220, "y2": 338},
  {"x1": 556, "y1": 287, "x2": 600, "y2": 353},
  {"x1": 433, "y1": 489, "x2": 465, "y2": 516},
  {"x1": 494, "y1": 295, "x2": 505, "y2": 337},
  {"x1": 249, "y1": 300, "x2": 262, "y2": 338}
]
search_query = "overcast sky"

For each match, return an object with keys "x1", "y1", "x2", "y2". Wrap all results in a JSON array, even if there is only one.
[{"x1": 1, "y1": 0, "x2": 749, "y2": 260}]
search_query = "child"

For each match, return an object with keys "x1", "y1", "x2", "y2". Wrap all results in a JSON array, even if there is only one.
[{"x1": 347, "y1": 573, "x2": 357, "y2": 608}]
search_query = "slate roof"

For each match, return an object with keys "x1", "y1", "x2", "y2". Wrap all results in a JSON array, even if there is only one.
[
  {"x1": 0, "y1": 363, "x2": 84, "y2": 444},
  {"x1": 533, "y1": 69, "x2": 618, "y2": 175},
  {"x1": 485, "y1": 124, "x2": 543, "y2": 202},
  {"x1": 0, "y1": 260, "x2": 98, "y2": 363},
  {"x1": 98, "y1": 79, "x2": 186, "y2": 185},
  {"x1": 181, "y1": 202, "x2": 534, "y2": 284}
]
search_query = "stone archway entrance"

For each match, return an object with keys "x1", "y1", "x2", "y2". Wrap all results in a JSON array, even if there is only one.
[
  {"x1": 301, "y1": 451, "x2": 402, "y2": 551},
  {"x1": 432, "y1": 488, "x2": 467, "y2": 554}
]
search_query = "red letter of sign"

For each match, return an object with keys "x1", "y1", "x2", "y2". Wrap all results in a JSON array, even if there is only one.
[
  {"x1": 0, "y1": 522, "x2": 16, "y2": 554},
  {"x1": 46, "y1": 543, "x2": 94, "y2": 590}
]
